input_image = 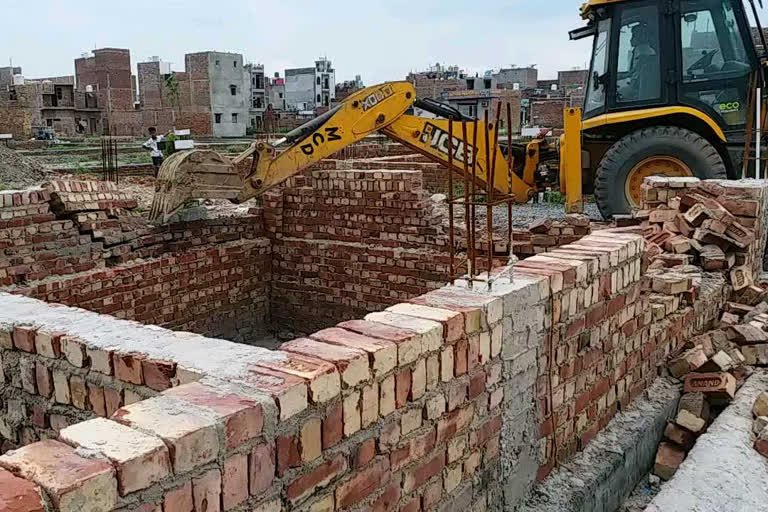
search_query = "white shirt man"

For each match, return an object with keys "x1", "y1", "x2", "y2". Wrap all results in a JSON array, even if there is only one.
[{"x1": 143, "y1": 128, "x2": 166, "y2": 175}]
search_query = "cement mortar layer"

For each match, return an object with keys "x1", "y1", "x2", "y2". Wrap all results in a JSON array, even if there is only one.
[
  {"x1": 0, "y1": 293, "x2": 288, "y2": 380},
  {"x1": 646, "y1": 370, "x2": 768, "y2": 512}
]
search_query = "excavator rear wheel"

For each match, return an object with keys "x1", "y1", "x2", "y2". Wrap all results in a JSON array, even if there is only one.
[{"x1": 594, "y1": 126, "x2": 726, "y2": 219}]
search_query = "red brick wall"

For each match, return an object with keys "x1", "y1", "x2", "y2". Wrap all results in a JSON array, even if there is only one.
[
  {"x1": 531, "y1": 99, "x2": 567, "y2": 129},
  {"x1": 263, "y1": 169, "x2": 453, "y2": 334},
  {"x1": 0, "y1": 182, "x2": 271, "y2": 345},
  {"x1": 0, "y1": 270, "x2": 508, "y2": 512}
]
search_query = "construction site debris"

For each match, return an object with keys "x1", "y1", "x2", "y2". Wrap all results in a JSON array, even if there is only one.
[
  {"x1": 635, "y1": 178, "x2": 764, "y2": 289},
  {"x1": 752, "y1": 391, "x2": 768, "y2": 417},
  {"x1": 654, "y1": 442, "x2": 686, "y2": 481},
  {"x1": 0, "y1": 144, "x2": 51, "y2": 190},
  {"x1": 752, "y1": 392, "x2": 768, "y2": 458}
]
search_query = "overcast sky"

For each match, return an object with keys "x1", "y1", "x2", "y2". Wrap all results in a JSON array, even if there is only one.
[
  {"x1": 4, "y1": 0, "x2": 763, "y2": 85},
  {"x1": 0, "y1": 0, "x2": 599, "y2": 84}
]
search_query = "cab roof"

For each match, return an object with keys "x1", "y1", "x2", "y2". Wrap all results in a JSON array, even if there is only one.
[{"x1": 581, "y1": 0, "x2": 627, "y2": 19}]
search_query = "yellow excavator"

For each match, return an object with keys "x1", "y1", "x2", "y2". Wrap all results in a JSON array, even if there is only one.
[{"x1": 149, "y1": 0, "x2": 767, "y2": 223}]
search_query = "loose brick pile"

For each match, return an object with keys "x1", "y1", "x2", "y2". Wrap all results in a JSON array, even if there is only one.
[
  {"x1": 623, "y1": 177, "x2": 768, "y2": 290},
  {"x1": 0, "y1": 188, "x2": 98, "y2": 286},
  {"x1": 512, "y1": 214, "x2": 592, "y2": 257},
  {"x1": 0, "y1": 181, "x2": 272, "y2": 345},
  {"x1": 751, "y1": 391, "x2": 768, "y2": 457},
  {"x1": 650, "y1": 271, "x2": 756, "y2": 481}
]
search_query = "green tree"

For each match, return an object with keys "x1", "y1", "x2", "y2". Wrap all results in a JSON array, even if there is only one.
[{"x1": 164, "y1": 74, "x2": 181, "y2": 126}]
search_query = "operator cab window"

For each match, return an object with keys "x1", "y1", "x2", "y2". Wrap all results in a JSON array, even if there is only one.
[
  {"x1": 680, "y1": 1, "x2": 749, "y2": 83},
  {"x1": 585, "y1": 19, "x2": 611, "y2": 113},
  {"x1": 615, "y1": 4, "x2": 661, "y2": 104},
  {"x1": 679, "y1": 0, "x2": 751, "y2": 126}
]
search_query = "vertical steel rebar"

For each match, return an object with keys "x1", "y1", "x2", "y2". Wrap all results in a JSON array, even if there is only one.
[
  {"x1": 487, "y1": 102, "x2": 502, "y2": 285},
  {"x1": 506, "y1": 103, "x2": 513, "y2": 255},
  {"x1": 470, "y1": 118, "x2": 479, "y2": 282},
  {"x1": 447, "y1": 120, "x2": 456, "y2": 278},
  {"x1": 483, "y1": 109, "x2": 492, "y2": 278},
  {"x1": 462, "y1": 121, "x2": 472, "y2": 283}
]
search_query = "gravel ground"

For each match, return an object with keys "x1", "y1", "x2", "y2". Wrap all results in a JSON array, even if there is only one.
[
  {"x1": 0, "y1": 145, "x2": 52, "y2": 189},
  {"x1": 619, "y1": 474, "x2": 662, "y2": 512},
  {"x1": 432, "y1": 194, "x2": 604, "y2": 236}
]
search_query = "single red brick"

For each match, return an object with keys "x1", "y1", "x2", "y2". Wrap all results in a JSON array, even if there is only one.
[
  {"x1": 335, "y1": 458, "x2": 390, "y2": 508},
  {"x1": 447, "y1": 381, "x2": 468, "y2": 412},
  {"x1": 104, "y1": 387, "x2": 123, "y2": 417},
  {"x1": 164, "y1": 382, "x2": 264, "y2": 450},
  {"x1": 87, "y1": 385, "x2": 107, "y2": 417},
  {"x1": 277, "y1": 435, "x2": 301, "y2": 476},
  {"x1": 468, "y1": 370, "x2": 486, "y2": 399},
  {"x1": 355, "y1": 439, "x2": 377, "y2": 468},
  {"x1": 113, "y1": 353, "x2": 144, "y2": 385},
  {"x1": 249, "y1": 443, "x2": 274, "y2": 496},
  {"x1": 371, "y1": 481, "x2": 401, "y2": 512},
  {"x1": 654, "y1": 442, "x2": 686, "y2": 480},
  {"x1": 468, "y1": 336, "x2": 480, "y2": 370},
  {"x1": 323, "y1": 403, "x2": 343, "y2": 449},
  {"x1": 402, "y1": 452, "x2": 445, "y2": 493},
  {"x1": 400, "y1": 496, "x2": 420, "y2": 512},
  {"x1": 29, "y1": 406, "x2": 46, "y2": 428},
  {"x1": 422, "y1": 480, "x2": 443, "y2": 510},
  {"x1": 437, "y1": 405, "x2": 474, "y2": 444},
  {"x1": 222, "y1": 454, "x2": 248, "y2": 509},
  {"x1": 286, "y1": 455, "x2": 346, "y2": 502},
  {"x1": 141, "y1": 359, "x2": 176, "y2": 392},
  {"x1": 192, "y1": 469, "x2": 220, "y2": 512},
  {"x1": 455, "y1": 338, "x2": 468, "y2": 376},
  {"x1": 13, "y1": 326, "x2": 36, "y2": 353},
  {"x1": 396, "y1": 369, "x2": 411, "y2": 408},
  {"x1": 0, "y1": 468, "x2": 44, "y2": 512},
  {"x1": 164, "y1": 482, "x2": 193, "y2": 512},
  {"x1": 35, "y1": 363, "x2": 52, "y2": 398}
]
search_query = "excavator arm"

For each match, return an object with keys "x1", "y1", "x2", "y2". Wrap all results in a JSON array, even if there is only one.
[{"x1": 148, "y1": 81, "x2": 539, "y2": 223}]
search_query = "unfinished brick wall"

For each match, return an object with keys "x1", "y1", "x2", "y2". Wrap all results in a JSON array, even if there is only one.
[
  {"x1": 0, "y1": 182, "x2": 272, "y2": 345},
  {"x1": 0, "y1": 270, "x2": 518, "y2": 512},
  {"x1": 263, "y1": 169, "x2": 453, "y2": 335},
  {"x1": 1, "y1": 205, "x2": 762, "y2": 511}
]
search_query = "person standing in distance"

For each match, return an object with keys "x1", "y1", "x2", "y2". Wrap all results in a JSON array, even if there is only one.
[{"x1": 143, "y1": 127, "x2": 169, "y2": 176}]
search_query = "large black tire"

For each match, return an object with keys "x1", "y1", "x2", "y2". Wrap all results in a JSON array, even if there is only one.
[{"x1": 594, "y1": 126, "x2": 727, "y2": 219}]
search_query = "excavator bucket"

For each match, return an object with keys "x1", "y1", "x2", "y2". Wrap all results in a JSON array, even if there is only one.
[{"x1": 148, "y1": 149, "x2": 244, "y2": 223}]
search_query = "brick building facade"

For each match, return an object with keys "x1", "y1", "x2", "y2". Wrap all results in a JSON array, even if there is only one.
[{"x1": 75, "y1": 48, "x2": 140, "y2": 136}]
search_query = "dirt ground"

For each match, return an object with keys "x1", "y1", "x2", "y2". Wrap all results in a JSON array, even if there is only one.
[{"x1": 0, "y1": 144, "x2": 52, "y2": 189}]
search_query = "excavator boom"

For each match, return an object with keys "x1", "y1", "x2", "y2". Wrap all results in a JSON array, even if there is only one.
[{"x1": 149, "y1": 81, "x2": 538, "y2": 223}]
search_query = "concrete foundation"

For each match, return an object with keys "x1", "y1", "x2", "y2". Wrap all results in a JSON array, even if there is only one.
[
  {"x1": 647, "y1": 370, "x2": 768, "y2": 512},
  {"x1": 520, "y1": 378, "x2": 681, "y2": 512}
]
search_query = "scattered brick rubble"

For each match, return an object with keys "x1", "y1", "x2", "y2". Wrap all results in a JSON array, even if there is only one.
[
  {"x1": 752, "y1": 391, "x2": 768, "y2": 457},
  {"x1": 516, "y1": 214, "x2": 593, "y2": 256},
  {"x1": 639, "y1": 177, "x2": 768, "y2": 483},
  {"x1": 616, "y1": 177, "x2": 764, "y2": 292}
]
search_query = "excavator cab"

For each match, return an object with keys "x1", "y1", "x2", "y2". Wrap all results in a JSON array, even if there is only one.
[{"x1": 571, "y1": 0, "x2": 764, "y2": 217}]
